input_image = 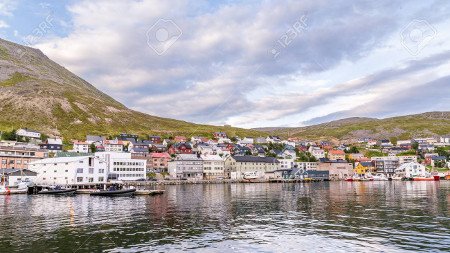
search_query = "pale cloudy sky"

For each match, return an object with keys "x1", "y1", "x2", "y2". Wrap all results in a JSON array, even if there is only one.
[{"x1": 1, "y1": 0, "x2": 450, "y2": 128}]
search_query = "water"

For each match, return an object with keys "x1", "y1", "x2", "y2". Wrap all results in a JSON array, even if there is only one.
[{"x1": 1, "y1": 181, "x2": 449, "y2": 252}]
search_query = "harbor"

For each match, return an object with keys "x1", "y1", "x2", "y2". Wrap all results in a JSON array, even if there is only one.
[{"x1": 1, "y1": 181, "x2": 449, "y2": 252}]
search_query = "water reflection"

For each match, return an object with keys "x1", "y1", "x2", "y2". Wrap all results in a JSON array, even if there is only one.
[{"x1": 0, "y1": 181, "x2": 449, "y2": 252}]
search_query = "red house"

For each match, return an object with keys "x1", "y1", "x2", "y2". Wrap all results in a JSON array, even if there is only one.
[{"x1": 168, "y1": 142, "x2": 193, "y2": 155}]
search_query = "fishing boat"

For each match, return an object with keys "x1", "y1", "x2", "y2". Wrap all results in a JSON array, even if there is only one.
[
  {"x1": 90, "y1": 185, "x2": 136, "y2": 197},
  {"x1": 37, "y1": 186, "x2": 77, "y2": 195}
]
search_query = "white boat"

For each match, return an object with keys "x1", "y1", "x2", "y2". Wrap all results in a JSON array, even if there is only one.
[
  {"x1": 243, "y1": 171, "x2": 259, "y2": 181},
  {"x1": 0, "y1": 184, "x2": 28, "y2": 195},
  {"x1": 372, "y1": 173, "x2": 389, "y2": 181}
]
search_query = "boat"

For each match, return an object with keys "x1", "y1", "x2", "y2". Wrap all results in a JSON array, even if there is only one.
[
  {"x1": 90, "y1": 188, "x2": 136, "y2": 197},
  {"x1": 243, "y1": 171, "x2": 260, "y2": 182},
  {"x1": 37, "y1": 187, "x2": 77, "y2": 195},
  {"x1": 412, "y1": 176, "x2": 439, "y2": 181},
  {"x1": 372, "y1": 173, "x2": 389, "y2": 181},
  {"x1": 135, "y1": 189, "x2": 165, "y2": 195}
]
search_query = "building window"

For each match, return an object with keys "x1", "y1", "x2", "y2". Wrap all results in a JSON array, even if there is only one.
[
  {"x1": 77, "y1": 168, "x2": 83, "y2": 173},
  {"x1": 76, "y1": 177, "x2": 83, "y2": 182}
]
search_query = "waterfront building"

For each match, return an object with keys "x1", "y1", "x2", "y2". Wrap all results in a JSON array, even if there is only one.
[
  {"x1": 4, "y1": 169, "x2": 37, "y2": 187},
  {"x1": 371, "y1": 156, "x2": 399, "y2": 175},
  {"x1": 202, "y1": 154, "x2": 225, "y2": 180},
  {"x1": 317, "y1": 161, "x2": 353, "y2": 180},
  {"x1": 225, "y1": 156, "x2": 279, "y2": 179},
  {"x1": 29, "y1": 156, "x2": 107, "y2": 185},
  {"x1": 96, "y1": 152, "x2": 146, "y2": 181},
  {"x1": 149, "y1": 152, "x2": 171, "y2": 173},
  {"x1": 394, "y1": 162, "x2": 426, "y2": 178},
  {"x1": 168, "y1": 154, "x2": 203, "y2": 179}
]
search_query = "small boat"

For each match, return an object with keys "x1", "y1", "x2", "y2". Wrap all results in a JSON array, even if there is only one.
[
  {"x1": 38, "y1": 187, "x2": 77, "y2": 195},
  {"x1": 135, "y1": 189, "x2": 165, "y2": 195},
  {"x1": 0, "y1": 183, "x2": 28, "y2": 195},
  {"x1": 90, "y1": 188, "x2": 136, "y2": 197},
  {"x1": 412, "y1": 176, "x2": 439, "y2": 181},
  {"x1": 372, "y1": 173, "x2": 389, "y2": 181}
]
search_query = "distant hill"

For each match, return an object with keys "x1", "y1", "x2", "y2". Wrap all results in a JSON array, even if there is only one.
[
  {"x1": 255, "y1": 112, "x2": 450, "y2": 141},
  {"x1": 0, "y1": 38, "x2": 261, "y2": 141}
]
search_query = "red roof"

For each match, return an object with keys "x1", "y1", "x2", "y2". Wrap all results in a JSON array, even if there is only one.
[
  {"x1": 329, "y1": 150, "x2": 345, "y2": 155},
  {"x1": 151, "y1": 152, "x2": 171, "y2": 158}
]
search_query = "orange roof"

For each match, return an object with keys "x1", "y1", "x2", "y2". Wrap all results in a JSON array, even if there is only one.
[{"x1": 329, "y1": 150, "x2": 345, "y2": 155}]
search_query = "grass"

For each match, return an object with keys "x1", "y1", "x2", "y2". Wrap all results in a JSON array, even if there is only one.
[
  {"x1": 0, "y1": 72, "x2": 30, "y2": 87},
  {"x1": 0, "y1": 46, "x2": 9, "y2": 60}
]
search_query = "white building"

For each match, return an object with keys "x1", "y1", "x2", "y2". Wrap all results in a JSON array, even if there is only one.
[
  {"x1": 16, "y1": 128, "x2": 41, "y2": 139},
  {"x1": 239, "y1": 137, "x2": 254, "y2": 145},
  {"x1": 309, "y1": 146, "x2": 325, "y2": 159},
  {"x1": 225, "y1": 156, "x2": 279, "y2": 180},
  {"x1": 294, "y1": 162, "x2": 319, "y2": 170},
  {"x1": 168, "y1": 154, "x2": 203, "y2": 179},
  {"x1": 202, "y1": 154, "x2": 225, "y2": 180},
  {"x1": 6, "y1": 169, "x2": 37, "y2": 187},
  {"x1": 28, "y1": 152, "x2": 146, "y2": 185},
  {"x1": 104, "y1": 139, "x2": 124, "y2": 152},
  {"x1": 29, "y1": 156, "x2": 107, "y2": 186},
  {"x1": 217, "y1": 138, "x2": 232, "y2": 144},
  {"x1": 394, "y1": 162, "x2": 427, "y2": 178},
  {"x1": 278, "y1": 158, "x2": 294, "y2": 170},
  {"x1": 96, "y1": 152, "x2": 146, "y2": 181},
  {"x1": 398, "y1": 155, "x2": 418, "y2": 164},
  {"x1": 72, "y1": 141, "x2": 89, "y2": 153}
]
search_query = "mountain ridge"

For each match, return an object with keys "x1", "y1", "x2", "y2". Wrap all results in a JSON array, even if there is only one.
[{"x1": 255, "y1": 111, "x2": 450, "y2": 141}]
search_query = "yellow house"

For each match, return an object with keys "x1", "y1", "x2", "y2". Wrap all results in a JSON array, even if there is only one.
[{"x1": 354, "y1": 162, "x2": 372, "y2": 175}]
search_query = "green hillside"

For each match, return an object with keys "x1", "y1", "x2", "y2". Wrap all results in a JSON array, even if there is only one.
[{"x1": 258, "y1": 112, "x2": 450, "y2": 141}]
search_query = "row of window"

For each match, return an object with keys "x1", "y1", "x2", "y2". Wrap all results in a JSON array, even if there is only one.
[
  {"x1": 118, "y1": 174, "x2": 143, "y2": 178},
  {"x1": 1, "y1": 159, "x2": 29, "y2": 165},
  {"x1": 76, "y1": 177, "x2": 104, "y2": 182},
  {"x1": 113, "y1": 161, "x2": 144, "y2": 166},
  {"x1": 113, "y1": 168, "x2": 145, "y2": 172}
]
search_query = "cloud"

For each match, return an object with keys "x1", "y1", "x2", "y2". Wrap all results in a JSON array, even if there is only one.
[
  {"x1": 304, "y1": 74, "x2": 450, "y2": 125},
  {"x1": 0, "y1": 20, "x2": 8, "y2": 28},
  {"x1": 0, "y1": 0, "x2": 17, "y2": 16},
  {"x1": 31, "y1": 0, "x2": 450, "y2": 128}
]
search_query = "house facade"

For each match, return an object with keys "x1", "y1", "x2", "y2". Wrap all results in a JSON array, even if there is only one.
[
  {"x1": 202, "y1": 154, "x2": 225, "y2": 180},
  {"x1": 168, "y1": 154, "x2": 203, "y2": 179},
  {"x1": 16, "y1": 128, "x2": 41, "y2": 139},
  {"x1": 225, "y1": 156, "x2": 279, "y2": 179}
]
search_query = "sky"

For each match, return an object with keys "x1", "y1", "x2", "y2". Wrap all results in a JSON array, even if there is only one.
[{"x1": 1, "y1": 0, "x2": 450, "y2": 128}]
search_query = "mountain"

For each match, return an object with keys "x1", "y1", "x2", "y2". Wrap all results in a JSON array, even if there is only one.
[
  {"x1": 0, "y1": 38, "x2": 261, "y2": 141},
  {"x1": 256, "y1": 112, "x2": 450, "y2": 141}
]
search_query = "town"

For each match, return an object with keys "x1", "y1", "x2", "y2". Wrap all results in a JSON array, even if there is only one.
[{"x1": 1, "y1": 127, "x2": 450, "y2": 189}]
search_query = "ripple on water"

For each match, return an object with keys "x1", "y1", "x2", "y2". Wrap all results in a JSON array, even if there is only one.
[{"x1": 0, "y1": 181, "x2": 449, "y2": 252}]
